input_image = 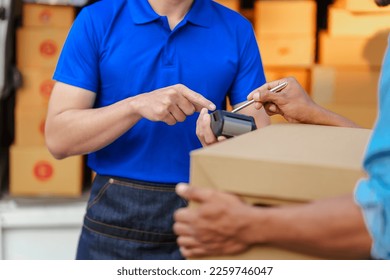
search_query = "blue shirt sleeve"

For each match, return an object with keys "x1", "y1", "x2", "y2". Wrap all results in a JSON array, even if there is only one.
[
  {"x1": 355, "y1": 34, "x2": 390, "y2": 260},
  {"x1": 53, "y1": 8, "x2": 100, "y2": 93},
  {"x1": 228, "y1": 20, "x2": 266, "y2": 106}
]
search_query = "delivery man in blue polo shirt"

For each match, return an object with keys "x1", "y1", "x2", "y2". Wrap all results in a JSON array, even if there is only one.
[{"x1": 45, "y1": 0, "x2": 270, "y2": 259}]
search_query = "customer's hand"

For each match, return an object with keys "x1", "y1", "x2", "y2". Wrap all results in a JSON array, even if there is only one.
[
  {"x1": 174, "y1": 183, "x2": 254, "y2": 258},
  {"x1": 247, "y1": 77, "x2": 321, "y2": 124}
]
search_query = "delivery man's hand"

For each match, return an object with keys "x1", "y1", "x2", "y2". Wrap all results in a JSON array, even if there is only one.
[
  {"x1": 174, "y1": 183, "x2": 255, "y2": 258},
  {"x1": 133, "y1": 84, "x2": 216, "y2": 125},
  {"x1": 247, "y1": 77, "x2": 321, "y2": 124},
  {"x1": 196, "y1": 108, "x2": 226, "y2": 146}
]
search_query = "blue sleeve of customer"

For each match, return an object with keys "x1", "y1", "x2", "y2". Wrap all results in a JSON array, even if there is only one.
[{"x1": 355, "y1": 35, "x2": 390, "y2": 260}]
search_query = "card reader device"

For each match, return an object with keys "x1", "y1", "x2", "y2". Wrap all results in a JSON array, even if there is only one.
[
  {"x1": 210, "y1": 82, "x2": 288, "y2": 138},
  {"x1": 210, "y1": 110, "x2": 256, "y2": 138}
]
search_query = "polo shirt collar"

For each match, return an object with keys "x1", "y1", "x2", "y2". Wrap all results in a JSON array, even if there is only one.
[
  {"x1": 128, "y1": 0, "x2": 160, "y2": 24},
  {"x1": 186, "y1": 0, "x2": 213, "y2": 28},
  {"x1": 128, "y1": 0, "x2": 213, "y2": 28}
]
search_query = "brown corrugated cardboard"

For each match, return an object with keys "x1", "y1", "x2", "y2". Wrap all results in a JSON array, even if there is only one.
[
  {"x1": 190, "y1": 123, "x2": 372, "y2": 259},
  {"x1": 311, "y1": 65, "x2": 379, "y2": 107},
  {"x1": 10, "y1": 146, "x2": 83, "y2": 197},
  {"x1": 14, "y1": 107, "x2": 47, "y2": 146},
  {"x1": 321, "y1": 103, "x2": 378, "y2": 129},
  {"x1": 319, "y1": 31, "x2": 388, "y2": 68},
  {"x1": 213, "y1": 0, "x2": 240, "y2": 11},
  {"x1": 17, "y1": 27, "x2": 69, "y2": 69},
  {"x1": 257, "y1": 36, "x2": 315, "y2": 67},
  {"x1": 23, "y1": 3, "x2": 75, "y2": 28},
  {"x1": 336, "y1": 0, "x2": 390, "y2": 12},
  {"x1": 16, "y1": 68, "x2": 54, "y2": 108},
  {"x1": 191, "y1": 123, "x2": 370, "y2": 203},
  {"x1": 328, "y1": 7, "x2": 390, "y2": 36},
  {"x1": 254, "y1": 0, "x2": 316, "y2": 36},
  {"x1": 265, "y1": 67, "x2": 311, "y2": 92}
]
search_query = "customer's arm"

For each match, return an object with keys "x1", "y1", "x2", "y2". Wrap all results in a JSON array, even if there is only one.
[
  {"x1": 248, "y1": 77, "x2": 360, "y2": 128},
  {"x1": 174, "y1": 184, "x2": 372, "y2": 259},
  {"x1": 196, "y1": 76, "x2": 360, "y2": 147}
]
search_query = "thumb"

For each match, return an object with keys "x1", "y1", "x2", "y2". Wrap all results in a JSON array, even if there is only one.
[{"x1": 176, "y1": 183, "x2": 213, "y2": 203}]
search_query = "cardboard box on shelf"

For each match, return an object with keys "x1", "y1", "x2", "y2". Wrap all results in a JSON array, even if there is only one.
[
  {"x1": 328, "y1": 7, "x2": 390, "y2": 36},
  {"x1": 240, "y1": 8, "x2": 255, "y2": 24},
  {"x1": 10, "y1": 146, "x2": 83, "y2": 197},
  {"x1": 311, "y1": 65, "x2": 379, "y2": 107},
  {"x1": 318, "y1": 31, "x2": 388, "y2": 68},
  {"x1": 254, "y1": 0, "x2": 316, "y2": 36},
  {"x1": 258, "y1": 36, "x2": 315, "y2": 67},
  {"x1": 16, "y1": 68, "x2": 55, "y2": 108},
  {"x1": 190, "y1": 123, "x2": 371, "y2": 259},
  {"x1": 23, "y1": 3, "x2": 75, "y2": 28},
  {"x1": 213, "y1": 0, "x2": 240, "y2": 11},
  {"x1": 14, "y1": 107, "x2": 47, "y2": 146},
  {"x1": 335, "y1": 0, "x2": 390, "y2": 12},
  {"x1": 265, "y1": 67, "x2": 311, "y2": 92},
  {"x1": 17, "y1": 27, "x2": 69, "y2": 69},
  {"x1": 321, "y1": 103, "x2": 378, "y2": 129}
]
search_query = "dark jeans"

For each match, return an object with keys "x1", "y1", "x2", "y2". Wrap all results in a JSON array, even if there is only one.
[{"x1": 76, "y1": 175, "x2": 187, "y2": 260}]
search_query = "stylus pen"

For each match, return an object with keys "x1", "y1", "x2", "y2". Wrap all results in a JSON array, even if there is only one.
[{"x1": 231, "y1": 81, "x2": 288, "y2": 113}]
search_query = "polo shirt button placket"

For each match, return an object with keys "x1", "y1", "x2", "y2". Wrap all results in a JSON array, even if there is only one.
[
  {"x1": 163, "y1": 38, "x2": 174, "y2": 66},
  {"x1": 159, "y1": 17, "x2": 176, "y2": 67}
]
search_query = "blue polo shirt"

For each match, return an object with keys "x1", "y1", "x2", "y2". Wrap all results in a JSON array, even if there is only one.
[{"x1": 53, "y1": 0, "x2": 266, "y2": 183}]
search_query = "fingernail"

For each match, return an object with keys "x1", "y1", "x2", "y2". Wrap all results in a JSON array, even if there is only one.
[{"x1": 209, "y1": 103, "x2": 216, "y2": 111}]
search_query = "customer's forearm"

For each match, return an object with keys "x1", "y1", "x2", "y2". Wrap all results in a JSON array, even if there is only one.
[
  {"x1": 245, "y1": 195, "x2": 372, "y2": 259},
  {"x1": 309, "y1": 106, "x2": 361, "y2": 128}
]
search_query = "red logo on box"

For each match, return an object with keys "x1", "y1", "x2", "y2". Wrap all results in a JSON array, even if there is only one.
[
  {"x1": 40, "y1": 40, "x2": 57, "y2": 57},
  {"x1": 278, "y1": 47, "x2": 290, "y2": 57},
  {"x1": 39, "y1": 120, "x2": 45, "y2": 135},
  {"x1": 33, "y1": 161, "x2": 53, "y2": 181},
  {"x1": 39, "y1": 10, "x2": 52, "y2": 24},
  {"x1": 40, "y1": 80, "x2": 55, "y2": 99}
]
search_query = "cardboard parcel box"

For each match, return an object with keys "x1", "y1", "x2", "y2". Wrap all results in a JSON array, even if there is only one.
[{"x1": 190, "y1": 123, "x2": 372, "y2": 259}]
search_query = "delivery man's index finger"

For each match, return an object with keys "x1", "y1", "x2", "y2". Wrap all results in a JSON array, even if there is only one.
[{"x1": 181, "y1": 88, "x2": 216, "y2": 111}]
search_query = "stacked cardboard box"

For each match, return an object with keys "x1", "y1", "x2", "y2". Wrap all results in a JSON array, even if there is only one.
[
  {"x1": 254, "y1": 0, "x2": 316, "y2": 67},
  {"x1": 213, "y1": 0, "x2": 249, "y2": 111},
  {"x1": 315, "y1": 0, "x2": 389, "y2": 128},
  {"x1": 190, "y1": 123, "x2": 372, "y2": 259},
  {"x1": 214, "y1": 0, "x2": 240, "y2": 12},
  {"x1": 214, "y1": 0, "x2": 256, "y2": 24},
  {"x1": 253, "y1": 0, "x2": 317, "y2": 124},
  {"x1": 336, "y1": 0, "x2": 390, "y2": 12},
  {"x1": 10, "y1": 3, "x2": 83, "y2": 197}
]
